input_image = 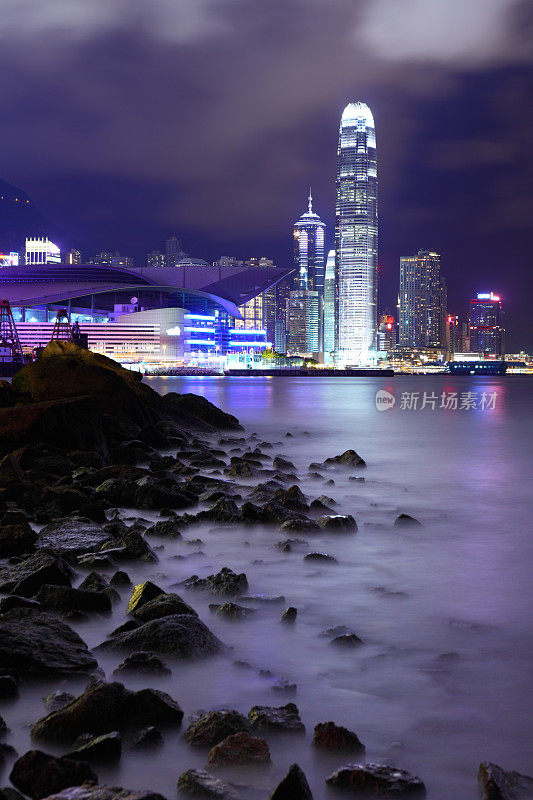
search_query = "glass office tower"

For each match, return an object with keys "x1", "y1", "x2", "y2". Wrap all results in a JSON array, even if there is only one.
[
  {"x1": 335, "y1": 102, "x2": 378, "y2": 365},
  {"x1": 468, "y1": 292, "x2": 504, "y2": 356},
  {"x1": 323, "y1": 249, "x2": 336, "y2": 361},
  {"x1": 293, "y1": 191, "x2": 326, "y2": 295}
]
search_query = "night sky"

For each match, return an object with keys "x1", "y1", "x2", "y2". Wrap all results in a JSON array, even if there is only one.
[{"x1": 1, "y1": 0, "x2": 532, "y2": 350}]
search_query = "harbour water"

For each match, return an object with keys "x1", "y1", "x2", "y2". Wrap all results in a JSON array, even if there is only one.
[{"x1": 4, "y1": 375, "x2": 532, "y2": 798}]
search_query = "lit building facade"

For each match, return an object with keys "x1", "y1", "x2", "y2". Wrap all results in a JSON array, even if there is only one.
[
  {"x1": 468, "y1": 292, "x2": 504, "y2": 356},
  {"x1": 323, "y1": 249, "x2": 336, "y2": 360},
  {"x1": 25, "y1": 237, "x2": 61, "y2": 265},
  {"x1": 293, "y1": 191, "x2": 326, "y2": 295},
  {"x1": 286, "y1": 290, "x2": 320, "y2": 356},
  {"x1": 399, "y1": 249, "x2": 446, "y2": 348},
  {"x1": 377, "y1": 313, "x2": 397, "y2": 355},
  {"x1": 335, "y1": 102, "x2": 378, "y2": 365}
]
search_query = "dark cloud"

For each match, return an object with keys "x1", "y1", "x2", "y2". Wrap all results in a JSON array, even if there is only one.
[{"x1": 0, "y1": 0, "x2": 532, "y2": 348}]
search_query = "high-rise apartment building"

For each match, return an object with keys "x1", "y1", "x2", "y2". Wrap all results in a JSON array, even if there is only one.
[
  {"x1": 335, "y1": 102, "x2": 378, "y2": 365},
  {"x1": 399, "y1": 249, "x2": 446, "y2": 348},
  {"x1": 468, "y1": 292, "x2": 504, "y2": 356}
]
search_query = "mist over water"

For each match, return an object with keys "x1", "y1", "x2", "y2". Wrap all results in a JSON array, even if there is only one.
[{"x1": 4, "y1": 375, "x2": 532, "y2": 799}]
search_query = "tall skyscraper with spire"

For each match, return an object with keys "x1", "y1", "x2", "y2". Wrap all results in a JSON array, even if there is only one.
[
  {"x1": 335, "y1": 102, "x2": 378, "y2": 365},
  {"x1": 293, "y1": 190, "x2": 326, "y2": 295}
]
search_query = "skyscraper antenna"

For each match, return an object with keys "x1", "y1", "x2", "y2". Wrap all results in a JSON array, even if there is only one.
[{"x1": 308, "y1": 187, "x2": 313, "y2": 214}]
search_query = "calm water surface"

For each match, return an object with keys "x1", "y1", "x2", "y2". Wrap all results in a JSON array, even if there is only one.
[{"x1": 4, "y1": 375, "x2": 532, "y2": 799}]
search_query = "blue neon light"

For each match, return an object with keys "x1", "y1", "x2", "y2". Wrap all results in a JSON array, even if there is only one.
[
  {"x1": 230, "y1": 329, "x2": 266, "y2": 335},
  {"x1": 185, "y1": 314, "x2": 216, "y2": 321},
  {"x1": 186, "y1": 339, "x2": 215, "y2": 345},
  {"x1": 229, "y1": 342, "x2": 269, "y2": 348},
  {"x1": 184, "y1": 326, "x2": 216, "y2": 332}
]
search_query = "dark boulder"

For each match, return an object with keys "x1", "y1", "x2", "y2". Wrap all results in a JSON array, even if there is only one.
[
  {"x1": 478, "y1": 761, "x2": 533, "y2": 800},
  {"x1": 33, "y1": 584, "x2": 111, "y2": 615},
  {"x1": 0, "y1": 595, "x2": 42, "y2": 614},
  {"x1": 66, "y1": 731, "x2": 122, "y2": 762},
  {"x1": 126, "y1": 581, "x2": 165, "y2": 614},
  {"x1": 131, "y1": 725, "x2": 163, "y2": 749},
  {"x1": 0, "y1": 551, "x2": 73, "y2": 595},
  {"x1": 184, "y1": 567, "x2": 248, "y2": 596},
  {"x1": 211, "y1": 602, "x2": 255, "y2": 620},
  {"x1": 313, "y1": 721, "x2": 365, "y2": 753},
  {"x1": 208, "y1": 732, "x2": 270, "y2": 766},
  {"x1": 0, "y1": 522, "x2": 38, "y2": 557},
  {"x1": 304, "y1": 553, "x2": 337, "y2": 563},
  {"x1": 143, "y1": 520, "x2": 182, "y2": 538},
  {"x1": 0, "y1": 608, "x2": 97, "y2": 676},
  {"x1": 279, "y1": 518, "x2": 320, "y2": 534},
  {"x1": 394, "y1": 514, "x2": 422, "y2": 527},
  {"x1": 184, "y1": 710, "x2": 252, "y2": 747},
  {"x1": 9, "y1": 749, "x2": 97, "y2": 800},
  {"x1": 110, "y1": 570, "x2": 131, "y2": 587},
  {"x1": 280, "y1": 607, "x2": 297, "y2": 624},
  {"x1": 133, "y1": 593, "x2": 197, "y2": 623},
  {"x1": 272, "y1": 485, "x2": 308, "y2": 512},
  {"x1": 317, "y1": 514, "x2": 357, "y2": 533},
  {"x1": 44, "y1": 691, "x2": 75, "y2": 713},
  {"x1": 113, "y1": 652, "x2": 171, "y2": 675},
  {"x1": 31, "y1": 681, "x2": 183, "y2": 743},
  {"x1": 161, "y1": 392, "x2": 242, "y2": 431},
  {"x1": 331, "y1": 633, "x2": 364, "y2": 647},
  {"x1": 98, "y1": 614, "x2": 223, "y2": 659},
  {"x1": 248, "y1": 703, "x2": 305, "y2": 734},
  {"x1": 324, "y1": 449, "x2": 366, "y2": 469},
  {"x1": 177, "y1": 768, "x2": 240, "y2": 799},
  {"x1": 272, "y1": 456, "x2": 296, "y2": 472},
  {"x1": 33, "y1": 786, "x2": 167, "y2": 800},
  {"x1": 37, "y1": 518, "x2": 109, "y2": 558},
  {"x1": 325, "y1": 763, "x2": 426, "y2": 797},
  {"x1": 269, "y1": 764, "x2": 313, "y2": 800}
]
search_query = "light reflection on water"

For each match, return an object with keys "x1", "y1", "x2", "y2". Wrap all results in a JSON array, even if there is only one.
[{"x1": 3, "y1": 376, "x2": 531, "y2": 799}]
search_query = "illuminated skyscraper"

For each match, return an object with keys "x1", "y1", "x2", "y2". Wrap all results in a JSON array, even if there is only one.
[
  {"x1": 399, "y1": 249, "x2": 446, "y2": 348},
  {"x1": 323, "y1": 249, "x2": 336, "y2": 360},
  {"x1": 293, "y1": 190, "x2": 326, "y2": 295},
  {"x1": 335, "y1": 102, "x2": 378, "y2": 365},
  {"x1": 468, "y1": 292, "x2": 504, "y2": 356}
]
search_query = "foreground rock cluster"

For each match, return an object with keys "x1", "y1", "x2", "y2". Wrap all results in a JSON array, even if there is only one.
[{"x1": 0, "y1": 343, "x2": 529, "y2": 800}]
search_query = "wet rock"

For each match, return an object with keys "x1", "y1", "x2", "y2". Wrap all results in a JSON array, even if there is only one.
[
  {"x1": 133, "y1": 593, "x2": 198, "y2": 622},
  {"x1": 324, "y1": 449, "x2": 366, "y2": 469},
  {"x1": 279, "y1": 518, "x2": 320, "y2": 534},
  {"x1": 131, "y1": 725, "x2": 163, "y2": 749},
  {"x1": 31, "y1": 681, "x2": 183, "y2": 743},
  {"x1": 272, "y1": 679, "x2": 297, "y2": 694},
  {"x1": 0, "y1": 551, "x2": 74, "y2": 596},
  {"x1": 304, "y1": 552, "x2": 337, "y2": 563},
  {"x1": 226, "y1": 460, "x2": 259, "y2": 478},
  {"x1": 208, "y1": 732, "x2": 270, "y2": 766},
  {"x1": 24, "y1": 786, "x2": 166, "y2": 800},
  {"x1": 9, "y1": 749, "x2": 97, "y2": 800},
  {"x1": 325, "y1": 763, "x2": 426, "y2": 797},
  {"x1": 331, "y1": 633, "x2": 364, "y2": 647},
  {"x1": 240, "y1": 594, "x2": 286, "y2": 604},
  {"x1": 313, "y1": 721, "x2": 365, "y2": 753},
  {"x1": 162, "y1": 391, "x2": 242, "y2": 430},
  {"x1": 273, "y1": 456, "x2": 296, "y2": 472},
  {"x1": 113, "y1": 651, "x2": 171, "y2": 675},
  {"x1": 66, "y1": 731, "x2": 122, "y2": 762},
  {"x1": 317, "y1": 514, "x2": 357, "y2": 533},
  {"x1": 270, "y1": 763, "x2": 313, "y2": 800},
  {"x1": 108, "y1": 620, "x2": 139, "y2": 637},
  {"x1": 44, "y1": 691, "x2": 76, "y2": 713},
  {"x1": 184, "y1": 567, "x2": 248, "y2": 597},
  {"x1": 33, "y1": 584, "x2": 112, "y2": 615},
  {"x1": 77, "y1": 553, "x2": 117, "y2": 569},
  {"x1": 144, "y1": 519, "x2": 182, "y2": 538},
  {"x1": 110, "y1": 570, "x2": 131, "y2": 587},
  {"x1": 0, "y1": 522, "x2": 38, "y2": 558},
  {"x1": 184, "y1": 710, "x2": 251, "y2": 747},
  {"x1": 101, "y1": 527, "x2": 158, "y2": 563},
  {"x1": 394, "y1": 514, "x2": 422, "y2": 527},
  {"x1": 272, "y1": 485, "x2": 308, "y2": 512},
  {"x1": 196, "y1": 498, "x2": 242, "y2": 525},
  {"x1": 309, "y1": 498, "x2": 334, "y2": 513},
  {"x1": 126, "y1": 581, "x2": 165, "y2": 614},
  {"x1": 280, "y1": 607, "x2": 297, "y2": 623},
  {"x1": 0, "y1": 594, "x2": 42, "y2": 613},
  {"x1": 78, "y1": 571, "x2": 108, "y2": 593},
  {"x1": 210, "y1": 602, "x2": 255, "y2": 620},
  {"x1": 177, "y1": 768, "x2": 240, "y2": 799},
  {"x1": 248, "y1": 703, "x2": 305, "y2": 734},
  {"x1": 0, "y1": 608, "x2": 97, "y2": 676},
  {"x1": 321, "y1": 625, "x2": 355, "y2": 639},
  {"x1": 98, "y1": 614, "x2": 223, "y2": 659},
  {"x1": 478, "y1": 761, "x2": 533, "y2": 800},
  {"x1": 0, "y1": 675, "x2": 18, "y2": 699},
  {"x1": 37, "y1": 518, "x2": 109, "y2": 558}
]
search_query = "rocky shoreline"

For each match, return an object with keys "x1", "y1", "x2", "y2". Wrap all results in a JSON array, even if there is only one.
[{"x1": 0, "y1": 342, "x2": 530, "y2": 800}]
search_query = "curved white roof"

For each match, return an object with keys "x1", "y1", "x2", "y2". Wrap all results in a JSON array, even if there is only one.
[{"x1": 341, "y1": 102, "x2": 374, "y2": 128}]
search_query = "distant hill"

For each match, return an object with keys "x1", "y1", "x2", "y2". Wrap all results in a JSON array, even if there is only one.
[{"x1": 0, "y1": 179, "x2": 73, "y2": 255}]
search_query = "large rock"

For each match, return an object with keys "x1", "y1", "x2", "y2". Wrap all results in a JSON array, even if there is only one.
[
  {"x1": 37, "y1": 518, "x2": 109, "y2": 558},
  {"x1": 32, "y1": 787, "x2": 167, "y2": 800},
  {"x1": 0, "y1": 551, "x2": 73, "y2": 595},
  {"x1": 317, "y1": 514, "x2": 357, "y2": 533},
  {"x1": 478, "y1": 761, "x2": 533, "y2": 800},
  {"x1": 33, "y1": 585, "x2": 111, "y2": 615},
  {"x1": 269, "y1": 764, "x2": 313, "y2": 800},
  {"x1": 313, "y1": 721, "x2": 365, "y2": 753},
  {"x1": 161, "y1": 392, "x2": 242, "y2": 430},
  {"x1": 0, "y1": 608, "x2": 97, "y2": 676},
  {"x1": 133, "y1": 593, "x2": 197, "y2": 623},
  {"x1": 9, "y1": 749, "x2": 97, "y2": 800},
  {"x1": 0, "y1": 521, "x2": 38, "y2": 557},
  {"x1": 184, "y1": 710, "x2": 251, "y2": 747},
  {"x1": 98, "y1": 615, "x2": 223, "y2": 658},
  {"x1": 184, "y1": 567, "x2": 248, "y2": 597},
  {"x1": 126, "y1": 581, "x2": 165, "y2": 614},
  {"x1": 177, "y1": 769, "x2": 240, "y2": 799},
  {"x1": 248, "y1": 703, "x2": 305, "y2": 734},
  {"x1": 66, "y1": 731, "x2": 122, "y2": 762},
  {"x1": 325, "y1": 763, "x2": 426, "y2": 797},
  {"x1": 324, "y1": 449, "x2": 366, "y2": 469},
  {"x1": 31, "y1": 682, "x2": 183, "y2": 743},
  {"x1": 208, "y1": 732, "x2": 270, "y2": 766}
]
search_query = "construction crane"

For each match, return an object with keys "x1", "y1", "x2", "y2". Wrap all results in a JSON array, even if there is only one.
[
  {"x1": 50, "y1": 308, "x2": 74, "y2": 342},
  {"x1": 0, "y1": 299, "x2": 24, "y2": 364}
]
